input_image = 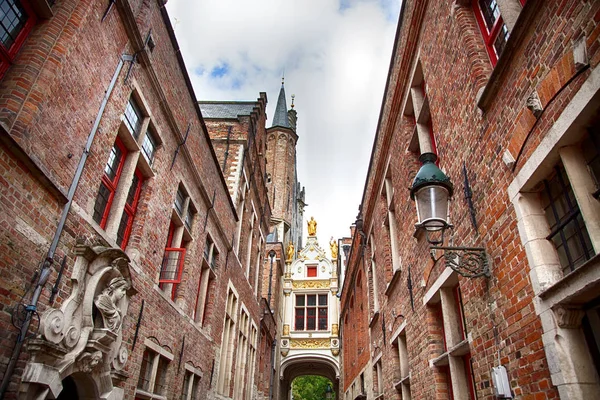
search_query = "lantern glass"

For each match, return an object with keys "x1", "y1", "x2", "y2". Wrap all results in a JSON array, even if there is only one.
[{"x1": 415, "y1": 185, "x2": 449, "y2": 231}]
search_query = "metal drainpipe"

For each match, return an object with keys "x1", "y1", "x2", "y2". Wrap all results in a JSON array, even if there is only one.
[
  {"x1": 222, "y1": 125, "x2": 231, "y2": 171},
  {"x1": 269, "y1": 338, "x2": 276, "y2": 400},
  {"x1": 0, "y1": 55, "x2": 129, "y2": 398},
  {"x1": 267, "y1": 250, "x2": 276, "y2": 308}
]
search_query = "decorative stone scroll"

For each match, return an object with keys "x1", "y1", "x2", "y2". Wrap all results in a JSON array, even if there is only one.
[{"x1": 21, "y1": 245, "x2": 136, "y2": 400}]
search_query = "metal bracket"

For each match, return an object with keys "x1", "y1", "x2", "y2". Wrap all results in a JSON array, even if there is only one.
[{"x1": 430, "y1": 246, "x2": 489, "y2": 278}]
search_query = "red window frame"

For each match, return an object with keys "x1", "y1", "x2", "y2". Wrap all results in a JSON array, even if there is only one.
[
  {"x1": 0, "y1": 0, "x2": 37, "y2": 77},
  {"x1": 473, "y1": 0, "x2": 526, "y2": 65},
  {"x1": 306, "y1": 266, "x2": 317, "y2": 277},
  {"x1": 294, "y1": 294, "x2": 328, "y2": 331},
  {"x1": 159, "y1": 247, "x2": 186, "y2": 300},
  {"x1": 96, "y1": 138, "x2": 128, "y2": 228},
  {"x1": 117, "y1": 168, "x2": 143, "y2": 249},
  {"x1": 464, "y1": 353, "x2": 477, "y2": 400}
]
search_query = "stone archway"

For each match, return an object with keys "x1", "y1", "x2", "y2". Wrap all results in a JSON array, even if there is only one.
[
  {"x1": 280, "y1": 355, "x2": 340, "y2": 399},
  {"x1": 56, "y1": 372, "x2": 98, "y2": 400}
]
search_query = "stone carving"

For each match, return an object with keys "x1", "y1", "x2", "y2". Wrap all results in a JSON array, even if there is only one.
[
  {"x1": 553, "y1": 305, "x2": 585, "y2": 329},
  {"x1": 292, "y1": 280, "x2": 330, "y2": 289},
  {"x1": 283, "y1": 324, "x2": 290, "y2": 336},
  {"x1": 331, "y1": 324, "x2": 339, "y2": 336},
  {"x1": 526, "y1": 90, "x2": 543, "y2": 118},
  {"x1": 94, "y1": 277, "x2": 129, "y2": 332},
  {"x1": 307, "y1": 216, "x2": 317, "y2": 236},
  {"x1": 291, "y1": 338, "x2": 330, "y2": 349},
  {"x1": 77, "y1": 351, "x2": 103, "y2": 373},
  {"x1": 22, "y1": 245, "x2": 135, "y2": 400}
]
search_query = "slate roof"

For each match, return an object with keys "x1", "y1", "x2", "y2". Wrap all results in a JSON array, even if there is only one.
[
  {"x1": 199, "y1": 102, "x2": 257, "y2": 119},
  {"x1": 271, "y1": 84, "x2": 290, "y2": 128}
]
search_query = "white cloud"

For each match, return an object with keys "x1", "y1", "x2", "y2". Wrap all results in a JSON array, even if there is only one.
[{"x1": 166, "y1": 0, "x2": 400, "y2": 245}]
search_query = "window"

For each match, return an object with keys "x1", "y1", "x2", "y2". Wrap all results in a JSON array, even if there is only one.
[
  {"x1": 174, "y1": 186, "x2": 186, "y2": 216},
  {"x1": 294, "y1": 294, "x2": 328, "y2": 331},
  {"x1": 124, "y1": 97, "x2": 143, "y2": 138},
  {"x1": 368, "y1": 234, "x2": 380, "y2": 315},
  {"x1": 473, "y1": 0, "x2": 526, "y2": 65},
  {"x1": 0, "y1": 0, "x2": 36, "y2": 77},
  {"x1": 93, "y1": 138, "x2": 127, "y2": 228},
  {"x1": 392, "y1": 331, "x2": 411, "y2": 399},
  {"x1": 373, "y1": 359, "x2": 383, "y2": 397},
  {"x1": 424, "y1": 270, "x2": 474, "y2": 400},
  {"x1": 539, "y1": 163, "x2": 594, "y2": 274},
  {"x1": 194, "y1": 235, "x2": 217, "y2": 324},
  {"x1": 306, "y1": 265, "x2": 317, "y2": 278},
  {"x1": 116, "y1": 169, "x2": 143, "y2": 249},
  {"x1": 217, "y1": 287, "x2": 238, "y2": 395},
  {"x1": 383, "y1": 171, "x2": 401, "y2": 275},
  {"x1": 159, "y1": 222, "x2": 186, "y2": 301},
  {"x1": 135, "y1": 343, "x2": 173, "y2": 399},
  {"x1": 141, "y1": 128, "x2": 157, "y2": 165},
  {"x1": 181, "y1": 365, "x2": 202, "y2": 400}
]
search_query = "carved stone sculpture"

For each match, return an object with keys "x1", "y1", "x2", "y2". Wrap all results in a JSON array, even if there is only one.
[{"x1": 94, "y1": 277, "x2": 129, "y2": 332}]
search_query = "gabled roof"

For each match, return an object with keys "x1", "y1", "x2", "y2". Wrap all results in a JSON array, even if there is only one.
[{"x1": 199, "y1": 101, "x2": 257, "y2": 119}]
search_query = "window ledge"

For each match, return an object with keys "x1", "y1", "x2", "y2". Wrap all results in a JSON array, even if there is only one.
[
  {"x1": 393, "y1": 374, "x2": 410, "y2": 390},
  {"x1": 385, "y1": 268, "x2": 402, "y2": 296},
  {"x1": 448, "y1": 338, "x2": 470, "y2": 357},
  {"x1": 538, "y1": 253, "x2": 600, "y2": 305},
  {"x1": 430, "y1": 339, "x2": 470, "y2": 367},
  {"x1": 134, "y1": 389, "x2": 167, "y2": 400},
  {"x1": 369, "y1": 310, "x2": 380, "y2": 328},
  {"x1": 477, "y1": 0, "x2": 541, "y2": 111},
  {"x1": 430, "y1": 352, "x2": 449, "y2": 367}
]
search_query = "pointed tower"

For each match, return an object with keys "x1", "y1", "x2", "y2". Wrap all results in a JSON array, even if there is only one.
[{"x1": 266, "y1": 79, "x2": 300, "y2": 246}]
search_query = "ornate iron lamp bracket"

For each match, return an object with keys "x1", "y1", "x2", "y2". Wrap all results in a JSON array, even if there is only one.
[{"x1": 430, "y1": 246, "x2": 489, "y2": 278}]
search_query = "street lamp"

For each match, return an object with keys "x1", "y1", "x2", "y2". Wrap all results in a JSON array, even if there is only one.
[
  {"x1": 410, "y1": 153, "x2": 489, "y2": 278},
  {"x1": 325, "y1": 383, "x2": 332, "y2": 399}
]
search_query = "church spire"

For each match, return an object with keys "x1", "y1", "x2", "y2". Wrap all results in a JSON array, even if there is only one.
[{"x1": 271, "y1": 78, "x2": 291, "y2": 129}]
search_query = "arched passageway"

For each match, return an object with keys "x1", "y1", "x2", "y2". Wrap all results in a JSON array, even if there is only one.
[{"x1": 280, "y1": 355, "x2": 340, "y2": 399}]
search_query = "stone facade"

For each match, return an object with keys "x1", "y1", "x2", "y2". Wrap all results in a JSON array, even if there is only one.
[
  {"x1": 0, "y1": 1, "x2": 282, "y2": 399},
  {"x1": 341, "y1": 1, "x2": 600, "y2": 400}
]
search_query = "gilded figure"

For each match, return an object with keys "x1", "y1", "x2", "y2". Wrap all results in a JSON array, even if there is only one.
[{"x1": 307, "y1": 216, "x2": 317, "y2": 236}]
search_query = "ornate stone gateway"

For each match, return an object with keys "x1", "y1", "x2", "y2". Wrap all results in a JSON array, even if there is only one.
[
  {"x1": 20, "y1": 245, "x2": 136, "y2": 400},
  {"x1": 279, "y1": 219, "x2": 340, "y2": 398}
]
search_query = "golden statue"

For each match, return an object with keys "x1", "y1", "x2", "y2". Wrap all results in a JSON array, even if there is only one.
[
  {"x1": 330, "y1": 237, "x2": 338, "y2": 259},
  {"x1": 307, "y1": 216, "x2": 317, "y2": 236},
  {"x1": 286, "y1": 242, "x2": 295, "y2": 261}
]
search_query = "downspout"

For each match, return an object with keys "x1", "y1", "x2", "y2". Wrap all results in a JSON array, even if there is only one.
[
  {"x1": 222, "y1": 125, "x2": 232, "y2": 171},
  {"x1": 0, "y1": 55, "x2": 129, "y2": 398},
  {"x1": 269, "y1": 338, "x2": 277, "y2": 400},
  {"x1": 267, "y1": 250, "x2": 276, "y2": 308}
]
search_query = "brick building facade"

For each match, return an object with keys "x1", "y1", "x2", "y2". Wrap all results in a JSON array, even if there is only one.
[
  {"x1": 0, "y1": 1, "x2": 289, "y2": 399},
  {"x1": 341, "y1": 1, "x2": 600, "y2": 399}
]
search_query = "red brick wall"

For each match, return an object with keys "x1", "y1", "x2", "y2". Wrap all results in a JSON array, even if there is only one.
[
  {"x1": 0, "y1": 1, "x2": 273, "y2": 399},
  {"x1": 342, "y1": 1, "x2": 600, "y2": 399}
]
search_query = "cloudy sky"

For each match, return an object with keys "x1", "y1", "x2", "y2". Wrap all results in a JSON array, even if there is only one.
[{"x1": 165, "y1": 0, "x2": 401, "y2": 246}]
